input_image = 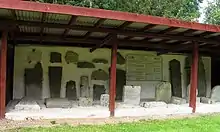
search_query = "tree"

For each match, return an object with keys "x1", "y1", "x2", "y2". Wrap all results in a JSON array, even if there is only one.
[
  {"x1": 204, "y1": 0, "x2": 220, "y2": 25},
  {"x1": 37, "y1": 0, "x2": 202, "y2": 21}
]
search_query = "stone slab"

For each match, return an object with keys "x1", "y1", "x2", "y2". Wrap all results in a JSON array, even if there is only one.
[
  {"x1": 155, "y1": 82, "x2": 172, "y2": 103},
  {"x1": 123, "y1": 86, "x2": 141, "y2": 105},
  {"x1": 171, "y1": 96, "x2": 187, "y2": 105},
  {"x1": 211, "y1": 86, "x2": 220, "y2": 102},
  {"x1": 15, "y1": 97, "x2": 41, "y2": 110},
  {"x1": 78, "y1": 97, "x2": 93, "y2": 107},
  {"x1": 100, "y1": 94, "x2": 109, "y2": 107},
  {"x1": 201, "y1": 97, "x2": 216, "y2": 104},
  {"x1": 140, "y1": 101, "x2": 167, "y2": 108},
  {"x1": 45, "y1": 98, "x2": 71, "y2": 108}
]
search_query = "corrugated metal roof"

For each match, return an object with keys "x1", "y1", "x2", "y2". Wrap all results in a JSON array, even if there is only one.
[{"x1": 0, "y1": 0, "x2": 220, "y2": 54}]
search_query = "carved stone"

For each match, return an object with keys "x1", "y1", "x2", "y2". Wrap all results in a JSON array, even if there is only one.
[
  {"x1": 100, "y1": 94, "x2": 109, "y2": 107},
  {"x1": 80, "y1": 76, "x2": 90, "y2": 98},
  {"x1": 155, "y1": 82, "x2": 172, "y2": 103},
  {"x1": 65, "y1": 51, "x2": 78, "y2": 64},
  {"x1": 78, "y1": 97, "x2": 93, "y2": 107},
  {"x1": 123, "y1": 86, "x2": 141, "y2": 105},
  {"x1": 91, "y1": 69, "x2": 108, "y2": 80},
  {"x1": 211, "y1": 86, "x2": 220, "y2": 102},
  {"x1": 50, "y1": 52, "x2": 62, "y2": 63},
  {"x1": 171, "y1": 96, "x2": 187, "y2": 105},
  {"x1": 92, "y1": 58, "x2": 108, "y2": 64},
  {"x1": 77, "y1": 61, "x2": 95, "y2": 68},
  {"x1": 66, "y1": 80, "x2": 77, "y2": 100}
]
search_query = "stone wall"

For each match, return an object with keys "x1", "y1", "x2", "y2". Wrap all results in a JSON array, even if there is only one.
[{"x1": 13, "y1": 45, "x2": 212, "y2": 100}]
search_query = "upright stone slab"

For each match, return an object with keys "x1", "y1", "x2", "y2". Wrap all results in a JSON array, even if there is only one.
[
  {"x1": 155, "y1": 82, "x2": 172, "y2": 103},
  {"x1": 100, "y1": 94, "x2": 109, "y2": 107},
  {"x1": 123, "y1": 86, "x2": 141, "y2": 105},
  {"x1": 211, "y1": 86, "x2": 220, "y2": 102}
]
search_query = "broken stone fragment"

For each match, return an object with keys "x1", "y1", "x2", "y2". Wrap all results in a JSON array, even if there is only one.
[
  {"x1": 100, "y1": 94, "x2": 109, "y2": 107},
  {"x1": 65, "y1": 51, "x2": 79, "y2": 64},
  {"x1": 77, "y1": 61, "x2": 95, "y2": 68},
  {"x1": 92, "y1": 58, "x2": 108, "y2": 64},
  {"x1": 140, "y1": 101, "x2": 167, "y2": 108},
  {"x1": 211, "y1": 85, "x2": 220, "y2": 102},
  {"x1": 201, "y1": 97, "x2": 216, "y2": 104},
  {"x1": 78, "y1": 97, "x2": 93, "y2": 107},
  {"x1": 171, "y1": 96, "x2": 187, "y2": 105}
]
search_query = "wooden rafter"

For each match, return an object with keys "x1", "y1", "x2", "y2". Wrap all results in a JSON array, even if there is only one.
[
  {"x1": 124, "y1": 24, "x2": 157, "y2": 40},
  {"x1": 84, "y1": 18, "x2": 106, "y2": 39},
  {"x1": 62, "y1": 15, "x2": 77, "y2": 37}
]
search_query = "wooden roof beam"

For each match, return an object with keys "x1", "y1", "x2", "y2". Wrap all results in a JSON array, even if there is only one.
[
  {"x1": 2, "y1": 20, "x2": 219, "y2": 45},
  {"x1": 90, "y1": 34, "x2": 115, "y2": 52},
  {"x1": 84, "y1": 18, "x2": 106, "y2": 39},
  {"x1": 62, "y1": 15, "x2": 77, "y2": 37}
]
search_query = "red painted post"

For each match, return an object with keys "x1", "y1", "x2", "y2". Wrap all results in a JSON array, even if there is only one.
[
  {"x1": 0, "y1": 32, "x2": 7, "y2": 119},
  {"x1": 109, "y1": 36, "x2": 117, "y2": 117},
  {"x1": 189, "y1": 42, "x2": 198, "y2": 113}
]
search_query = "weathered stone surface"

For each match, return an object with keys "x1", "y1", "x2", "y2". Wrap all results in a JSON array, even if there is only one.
[
  {"x1": 211, "y1": 86, "x2": 220, "y2": 102},
  {"x1": 24, "y1": 62, "x2": 43, "y2": 99},
  {"x1": 45, "y1": 98, "x2": 71, "y2": 108},
  {"x1": 50, "y1": 52, "x2": 62, "y2": 63},
  {"x1": 80, "y1": 76, "x2": 90, "y2": 98},
  {"x1": 201, "y1": 97, "x2": 215, "y2": 104},
  {"x1": 15, "y1": 97, "x2": 41, "y2": 110},
  {"x1": 27, "y1": 49, "x2": 42, "y2": 63},
  {"x1": 91, "y1": 69, "x2": 108, "y2": 80},
  {"x1": 100, "y1": 94, "x2": 109, "y2": 107},
  {"x1": 77, "y1": 61, "x2": 95, "y2": 68},
  {"x1": 78, "y1": 97, "x2": 93, "y2": 107},
  {"x1": 155, "y1": 82, "x2": 172, "y2": 103},
  {"x1": 66, "y1": 80, "x2": 77, "y2": 100},
  {"x1": 65, "y1": 51, "x2": 79, "y2": 64},
  {"x1": 123, "y1": 86, "x2": 141, "y2": 105},
  {"x1": 187, "y1": 84, "x2": 198, "y2": 98},
  {"x1": 140, "y1": 101, "x2": 167, "y2": 108},
  {"x1": 171, "y1": 96, "x2": 187, "y2": 105},
  {"x1": 92, "y1": 58, "x2": 108, "y2": 64},
  {"x1": 93, "y1": 85, "x2": 105, "y2": 101}
]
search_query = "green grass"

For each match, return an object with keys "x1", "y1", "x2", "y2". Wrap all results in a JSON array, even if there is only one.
[{"x1": 10, "y1": 115, "x2": 220, "y2": 132}]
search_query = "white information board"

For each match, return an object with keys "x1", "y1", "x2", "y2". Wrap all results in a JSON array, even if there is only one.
[{"x1": 126, "y1": 54, "x2": 162, "y2": 81}]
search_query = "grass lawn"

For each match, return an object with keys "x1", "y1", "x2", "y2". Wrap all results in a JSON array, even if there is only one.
[{"x1": 9, "y1": 115, "x2": 220, "y2": 132}]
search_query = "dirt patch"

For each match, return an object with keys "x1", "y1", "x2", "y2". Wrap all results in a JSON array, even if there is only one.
[{"x1": 1, "y1": 113, "x2": 219, "y2": 131}]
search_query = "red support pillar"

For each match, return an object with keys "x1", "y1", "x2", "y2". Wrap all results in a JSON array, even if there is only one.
[
  {"x1": 0, "y1": 32, "x2": 7, "y2": 119},
  {"x1": 189, "y1": 42, "x2": 198, "y2": 113},
  {"x1": 109, "y1": 36, "x2": 117, "y2": 117}
]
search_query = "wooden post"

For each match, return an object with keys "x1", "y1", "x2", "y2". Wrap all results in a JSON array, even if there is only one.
[
  {"x1": 0, "y1": 32, "x2": 7, "y2": 119},
  {"x1": 189, "y1": 42, "x2": 198, "y2": 113},
  {"x1": 109, "y1": 35, "x2": 117, "y2": 117}
]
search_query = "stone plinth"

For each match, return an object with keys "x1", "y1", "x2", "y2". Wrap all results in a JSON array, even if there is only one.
[
  {"x1": 15, "y1": 97, "x2": 41, "y2": 110},
  {"x1": 45, "y1": 98, "x2": 71, "y2": 108},
  {"x1": 123, "y1": 86, "x2": 141, "y2": 105},
  {"x1": 155, "y1": 82, "x2": 172, "y2": 103}
]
